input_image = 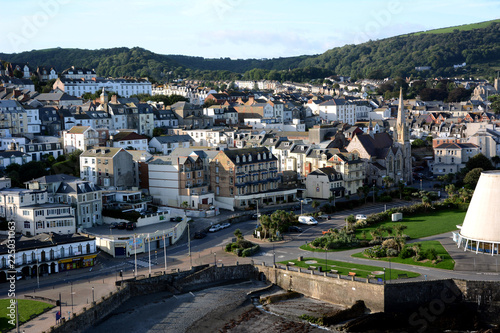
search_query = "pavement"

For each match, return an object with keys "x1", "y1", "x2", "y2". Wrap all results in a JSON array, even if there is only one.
[{"x1": 5, "y1": 195, "x2": 500, "y2": 332}]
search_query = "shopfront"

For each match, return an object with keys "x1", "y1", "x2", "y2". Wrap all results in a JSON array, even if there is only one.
[{"x1": 58, "y1": 254, "x2": 97, "y2": 271}]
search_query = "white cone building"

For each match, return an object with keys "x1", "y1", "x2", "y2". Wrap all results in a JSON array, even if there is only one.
[{"x1": 456, "y1": 171, "x2": 500, "y2": 255}]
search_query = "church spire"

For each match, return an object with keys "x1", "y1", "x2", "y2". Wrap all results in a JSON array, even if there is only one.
[{"x1": 396, "y1": 87, "x2": 408, "y2": 144}]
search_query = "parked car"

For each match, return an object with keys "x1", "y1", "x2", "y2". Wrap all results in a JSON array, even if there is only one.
[
  {"x1": 194, "y1": 231, "x2": 207, "y2": 239},
  {"x1": 220, "y1": 222, "x2": 231, "y2": 229},
  {"x1": 288, "y1": 226, "x2": 303, "y2": 233},
  {"x1": 318, "y1": 215, "x2": 331, "y2": 220},
  {"x1": 291, "y1": 205, "x2": 301, "y2": 211},
  {"x1": 117, "y1": 222, "x2": 127, "y2": 230},
  {"x1": 298, "y1": 216, "x2": 318, "y2": 225},
  {"x1": 209, "y1": 224, "x2": 221, "y2": 232},
  {"x1": 355, "y1": 214, "x2": 367, "y2": 220},
  {"x1": 110, "y1": 222, "x2": 119, "y2": 229},
  {"x1": 252, "y1": 213, "x2": 261, "y2": 219},
  {"x1": 126, "y1": 222, "x2": 136, "y2": 230},
  {"x1": 301, "y1": 198, "x2": 312, "y2": 204}
]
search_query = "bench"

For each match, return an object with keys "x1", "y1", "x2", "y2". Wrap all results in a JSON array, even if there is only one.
[
  {"x1": 348, "y1": 272, "x2": 357, "y2": 277},
  {"x1": 330, "y1": 269, "x2": 338, "y2": 274},
  {"x1": 398, "y1": 274, "x2": 409, "y2": 279},
  {"x1": 367, "y1": 274, "x2": 375, "y2": 279},
  {"x1": 287, "y1": 262, "x2": 295, "y2": 266},
  {"x1": 308, "y1": 266, "x2": 317, "y2": 271}
]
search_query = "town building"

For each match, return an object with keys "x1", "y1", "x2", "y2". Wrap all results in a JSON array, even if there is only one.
[
  {"x1": 80, "y1": 147, "x2": 135, "y2": 189},
  {"x1": 148, "y1": 135, "x2": 192, "y2": 155},
  {"x1": 0, "y1": 233, "x2": 97, "y2": 282},
  {"x1": 433, "y1": 142, "x2": 480, "y2": 175},
  {"x1": 63, "y1": 126, "x2": 99, "y2": 153},
  {"x1": 305, "y1": 167, "x2": 344, "y2": 200},
  {"x1": 209, "y1": 147, "x2": 297, "y2": 210},
  {"x1": 111, "y1": 131, "x2": 149, "y2": 151}
]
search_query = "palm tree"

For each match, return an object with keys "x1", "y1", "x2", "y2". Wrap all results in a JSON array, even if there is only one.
[
  {"x1": 383, "y1": 176, "x2": 394, "y2": 188},
  {"x1": 234, "y1": 228, "x2": 243, "y2": 241},
  {"x1": 311, "y1": 200, "x2": 320, "y2": 212}
]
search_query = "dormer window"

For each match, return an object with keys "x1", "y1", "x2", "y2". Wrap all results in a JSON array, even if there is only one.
[
  {"x1": 248, "y1": 154, "x2": 252, "y2": 162},
  {"x1": 242, "y1": 155, "x2": 246, "y2": 163},
  {"x1": 236, "y1": 156, "x2": 240, "y2": 163},
  {"x1": 257, "y1": 153, "x2": 261, "y2": 160}
]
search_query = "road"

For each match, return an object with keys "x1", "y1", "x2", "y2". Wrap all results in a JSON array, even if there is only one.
[{"x1": 5, "y1": 198, "x2": 500, "y2": 296}]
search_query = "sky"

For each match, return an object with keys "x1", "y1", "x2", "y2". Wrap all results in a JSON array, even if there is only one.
[{"x1": 2, "y1": 0, "x2": 499, "y2": 59}]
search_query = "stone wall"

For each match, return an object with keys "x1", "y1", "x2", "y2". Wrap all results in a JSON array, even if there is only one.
[
  {"x1": 384, "y1": 279, "x2": 462, "y2": 313},
  {"x1": 174, "y1": 264, "x2": 256, "y2": 292},
  {"x1": 255, "y1": 265, "x2": 385, "y2": 312}
]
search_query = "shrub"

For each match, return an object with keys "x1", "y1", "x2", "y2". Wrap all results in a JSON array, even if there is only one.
[
  {"x1": 382, "y1": 239, "x2": 398, "y2": 250},
  {"x1": 399, "y1": 246, "x2": 415, "y2": 259},
  {"x1": 386, "y1": 248, "x2": 399, "y2": 257},
  {"x1": 241, "y1": 244, "x2": 260, "y2": 257},
  {"x1": 225, "y1": 243, "x2": 232, "y2": 252},
  {"x1": 363, "y1": 245, "x2": 386, "y2": 258},
  {"x1": 423, "y1": 248, "x2": 438, "y2": 261},
  {"x1": 233, "y1": 248, "x2": 242, "y2": 256},
  {"x1": 379, "y1": 195, "x2": 392, "y2": 202}
]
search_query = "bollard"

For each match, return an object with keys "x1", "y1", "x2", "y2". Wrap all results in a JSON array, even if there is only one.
[
  {"x1": 286, "y1": 266, "x2": 289, "y2": 271},
  {"x1": 298, "y1": 268, "x2": 301, "y2": 273},
  {"x1": 366, "y1": 278, "x2": 369, "y2": 283},
  {"x1": 351, "y1": 275, "x2": 355, "y2": 281},
  {"x1": 337, "y1": 274, "x2": 340, "y2": 279},
  {"x1": 324, "y1": 272, "x2": 327, "y2": 277}
]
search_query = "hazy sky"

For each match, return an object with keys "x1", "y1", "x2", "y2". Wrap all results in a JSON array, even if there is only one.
[{"x1": 2, "y1": 0, "x2": 499, "y2": 59}]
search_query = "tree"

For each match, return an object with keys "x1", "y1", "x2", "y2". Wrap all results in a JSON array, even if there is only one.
[
  {"x1": 234, "y1": 228, "x2": 243, "y2": 241},
  {"x1": 411, "y1": 139, "x2": 425, "y2": 148},
  {"x1": 13, "y1": 69, "x2": 23, "y2": 78},
  {"x1": 463, "y1": 168, "x2": 483, "y2": 189},
  {"x1": 181, "y1": 201, "x2": 189, "y2": 215},
  {"x1": 311, "y1": 200, "x2": 320, "y2": 211},
  {"x1": 383, "y1": 176, "x2": 394, "y2": 188},
  {"x1": 466, "y1": 153, "x2": 493, "y2": 171},
  {"x1": 445, "y1": 184, "x2": 456, "y2": 197},
  {"x1": 153, "y1": 127, "x2": 165, "y2": 137}
]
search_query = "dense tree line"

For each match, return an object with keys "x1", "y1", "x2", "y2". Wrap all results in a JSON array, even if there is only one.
[{"x1": 1, "y1": 22, "x2": 498, "y2": 83}]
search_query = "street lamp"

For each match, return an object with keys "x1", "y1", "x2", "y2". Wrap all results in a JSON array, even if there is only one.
[
  {"x1": 273, "y1": 243, "x2": 275, "y2": 266},
  {"x1": 300, "y1": 200, "x2": 303, "y2": 215},
  {"x1": 214, "y1": 252, "x2": 217, "y2": 267},
  {"x1": 92, "y1": 286, "x2": 94, "y2": 303},
  {"x1": 420, "y1": 178, "x2": 423, "y2": 191},
  {"x1": 372, "y1": 184, "x2": 375, "y2": 203}
]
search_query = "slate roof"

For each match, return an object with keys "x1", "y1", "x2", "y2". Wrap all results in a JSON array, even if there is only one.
[
  {"x1": 354, "y1": 133, "x2": 394, "y2": 159},
  {"x1": 55, "y1": 180, "x2": 101, "y2": 194},
  {"x1": 113, "y1": 131, "x2": 147, "y2": 141},
  {"x1": 153, "y1": 135, "x2": 192, "y2": 144},
  {"x1": 0, "y1": 233, "x2": 95, "y2": 254},
  {"x1": 220, "y1": 147, "x2": 276, "y2": 165}
]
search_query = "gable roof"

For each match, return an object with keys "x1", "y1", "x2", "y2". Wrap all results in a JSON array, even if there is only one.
[{"x1": 352, "y1": 133, "x2": 394, "y2": 159}]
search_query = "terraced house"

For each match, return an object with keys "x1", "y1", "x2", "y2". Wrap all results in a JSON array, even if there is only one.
[{"x1": 210, "y1": 147, "x2": 297, "y2": 210}]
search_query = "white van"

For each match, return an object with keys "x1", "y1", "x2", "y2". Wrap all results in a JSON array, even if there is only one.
[{"x1": 298, "y1": 216, "x2": 318, "y2": 225}]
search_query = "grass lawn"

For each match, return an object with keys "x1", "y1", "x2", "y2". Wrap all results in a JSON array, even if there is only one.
[
  {"x1": 280, "y1": 258, "x2": 420, "y2": 281},
  {"x1": 355, "y1": 210, "x2": 465, "y2": 240},
  {"x1": 0, "y1": 299, "x2": 54, "y2": 332},
  {"x1": 352, "y1": 241, "x2": 455, "y2": 270},
  {"x1": 412, "y1": 19, "x2": 500, "y2": 35}
]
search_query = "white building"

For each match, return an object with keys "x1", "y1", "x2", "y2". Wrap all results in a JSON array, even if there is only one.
[
  {"x1": 317, "y1": 99, "x2": 357, "y2": 125},
  {"x1": 63, "y1": 126, "x2": 99, "y2": 154},
  {"x1": 53, "y1": 77, "x2": 152, "y2": 98},
  {"x1": 148, "y1": 135, "x2": 192, "y2": 155},
  {"x1": 0, "y1": 233, "x2": 97, "y2": 281},
  {"x1": 0, "y1": 188, "x2": 76, "y2": 235},
  {"x1": 111, "y1": 131, "x2": 149, "y2": 151}
]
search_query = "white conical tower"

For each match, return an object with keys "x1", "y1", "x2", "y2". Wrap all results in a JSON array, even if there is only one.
[{"x1": 458, "y1": 170, "x2": 500, "y2": 254}]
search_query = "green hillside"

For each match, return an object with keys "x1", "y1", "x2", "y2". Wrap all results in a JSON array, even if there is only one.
[
  {"x1": 1, "y1": 20, "x2": 499, "y2": 82},
  {"x1": 413, "y1": 19, "x2": 500, "y2": 35}
]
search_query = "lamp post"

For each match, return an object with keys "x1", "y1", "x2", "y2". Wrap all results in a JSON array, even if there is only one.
[
  {"x1": 214, "y1": 252, "x2": 217, "y2": 267},
  {"x1": 273, "y1": 243, "x2": 275, "y2": 266},
  {"x1": 300, "y1": 200, "x2": 303, "y2": 215},
  {"x1": 134, "y1": 234, "x2": 137, "y2": 277},
  {"x1": 163, "y1": 231, "x2": 167, "y2": 272},
  {"x1": 325, "y1": 249, "x2": 327, "y2": 272},
  {"x1": 420, "y1": 178, "x2": 423, "y2": 191},
  {"x1": 36, "y1": 249, "x2": 39, "y2": 289},
  {"x1": 372, "y1": 184, "x2": 375, "y2": 203},
  {"x1": 70, "y1": 282, "x2": 74, "y2": 314},
  {"x1": 92, "y1": 286, "x2": 94, "y2": 303},
  {"x1": 383, "y1": 267, "x2": 386, "y2": 284}
]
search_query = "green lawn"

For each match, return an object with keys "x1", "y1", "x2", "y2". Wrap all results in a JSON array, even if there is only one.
[
  {"x1": 0, "y1": 299, "x2": 54, "y2": 332},
  {"x1": 352, "y1": 241, "x2": 455, "y2": 270},
  {"x1": 280, "y1": 258, "x2": 420, "y2": 281},
  {"x1": 412, "y1": 19, "x2": 500, "y2": 35},
  {"x1": 355, "y1": 210, "x2": 465, "y2": 240}
]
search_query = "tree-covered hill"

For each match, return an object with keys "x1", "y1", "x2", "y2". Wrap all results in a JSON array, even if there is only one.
[{"x1": 1, "y1": 20, "x2": 498, "y2": 82}]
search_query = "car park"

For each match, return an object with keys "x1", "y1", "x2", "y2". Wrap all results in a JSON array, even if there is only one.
[
  {"x1": 220, "y1": 222, "x2": 231, "y2": 229},
  {"x1": 291, "y1": 205, "x2": 301, "y2": 211},
  {"x1": 194, "y1": 231, "x2": 207, "y2": 239},
  {"x1": 355, "y1": 214, "x2": 367, "y2": 220},
  {"x1": 110, "y1": 222, "x2": 119, "y2": 229},
  {"x1": 209, "y1": 224, "x2": 221, "y2": 232}
]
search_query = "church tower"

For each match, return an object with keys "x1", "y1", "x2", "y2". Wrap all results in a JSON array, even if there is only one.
[{"x1": 395, "y1": 88, "x2": 412, "y2": 184}]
